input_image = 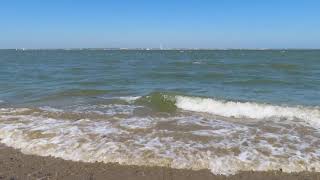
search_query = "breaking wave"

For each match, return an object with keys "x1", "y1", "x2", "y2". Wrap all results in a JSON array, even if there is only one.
[
  {"x1": 134, "y1": 93, "x2": 320, "y2": 127},
  {"x1": 175, "y1": 96, "x2": 320, "y2": 126},
  {"x1": 0, "y1": 93, "x2": 320, "y2": 175}
]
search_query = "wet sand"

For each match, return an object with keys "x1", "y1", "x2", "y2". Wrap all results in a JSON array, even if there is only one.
[{"x1": 0, "y1": 144, "x2": 319, "y2": 180}]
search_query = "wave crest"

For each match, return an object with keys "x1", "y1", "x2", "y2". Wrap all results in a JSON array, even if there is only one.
[
  {"x1": 135, "y1": 92, "x2": 177, "y2": 113},
  {"x1": 175, "y1": 96, "x2": 320, "y2": 125},
  {"x1": 132, "y1": 93, "x2": 320, "y2": 126}
]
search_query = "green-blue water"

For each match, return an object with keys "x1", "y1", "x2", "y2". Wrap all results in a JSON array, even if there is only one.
[
  {"x1": 0, "y1": 49, "x2": 319, "y2": 175},
  {"x1": 0, "y1": 50, "x2": 319, "y2": 106}
]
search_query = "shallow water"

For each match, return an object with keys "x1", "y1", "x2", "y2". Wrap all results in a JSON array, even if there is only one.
[{"x1": 0, "y1": 49, "x2": 320, "y2": 175}]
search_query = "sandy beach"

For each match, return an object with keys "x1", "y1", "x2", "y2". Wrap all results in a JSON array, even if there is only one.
[{"x1": 0, "y1": 143, "x2": 318, "y2": 180}]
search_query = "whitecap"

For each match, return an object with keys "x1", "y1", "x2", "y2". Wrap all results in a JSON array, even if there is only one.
[
  {"x1": 118, "y1": 96, "x2": 141, "y2": 103},
  {"x1": 175, "y1": 96, "x2": 320, "y2": 127}
]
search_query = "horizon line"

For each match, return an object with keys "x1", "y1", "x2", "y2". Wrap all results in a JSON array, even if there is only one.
[{"x1": 1, "y1": 48, "x2": 320, "y2": 50}]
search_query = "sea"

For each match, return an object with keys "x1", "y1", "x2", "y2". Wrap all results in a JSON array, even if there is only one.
[{"x1": 0, "y1": 49, "x2": 319, "y2": 175}]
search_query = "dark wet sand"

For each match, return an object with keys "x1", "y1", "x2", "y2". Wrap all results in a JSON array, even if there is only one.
[{"x1": 0, "y1": 144, "x2": 319, "y2": 180}]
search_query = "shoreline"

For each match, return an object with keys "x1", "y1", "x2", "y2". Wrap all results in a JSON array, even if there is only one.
[{"x1": 0, "y1": 144, "x2": 319, "y2": 180}]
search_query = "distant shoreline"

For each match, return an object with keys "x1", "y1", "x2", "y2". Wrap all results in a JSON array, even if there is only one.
[{"x1": 1, "y1": 48, "x2": 320, "y2": 51}]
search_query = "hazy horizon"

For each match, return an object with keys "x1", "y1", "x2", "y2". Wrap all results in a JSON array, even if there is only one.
[{"x1": 1, "y1": 47, "x2": 320, "y2": 50}]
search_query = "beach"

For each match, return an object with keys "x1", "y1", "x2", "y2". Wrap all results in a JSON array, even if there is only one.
[{"x1": 1, "y1": 143, "x2": 319, "y2": 180}]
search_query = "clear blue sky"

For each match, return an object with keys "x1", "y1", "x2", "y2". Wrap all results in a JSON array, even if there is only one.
[{"x1": 1, "y1": 0, "x2": 320, "y2": 49}]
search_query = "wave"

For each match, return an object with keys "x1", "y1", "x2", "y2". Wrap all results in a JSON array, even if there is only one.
[
  {"x1": 135, "y1": 92, "x2": 177, "y2": 113},
  {"x1": 175, "y1": 96, "x2": 320, "y2": 125},
  {"x1": 118, "y1": 96, "x2": 141, "y2": 103},
  {"x1": 0, "y1": 93, "x2": 320, "y2": 175},
  {"x1": 133, "y1": 93, "x2": 320, "y2": 126}
]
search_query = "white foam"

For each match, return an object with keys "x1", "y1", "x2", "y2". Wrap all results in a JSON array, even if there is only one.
[
  {"x1": 175, "y1": 96, "x2": 320, "y2": 127},
  {"x1": 0, "y1": 108, "x2": 320, "y2": 175},
  {"x1": 118, "y1": 96, "x2": 141, "y2": 103},
  {"x1": 0, "y1": 108, "x2": 30, "y2": 114},
  {"x1": 119, "y1": 117, "x2": 155, "y2": 129},
  {"x1": 40, "y1": 106, "x2": 64, "y2": 112},
  {"x1": 72, "y1": 104, "x2": 139, "y2": 116},
  {"x1": 39, "y1": 104, "x2": 139, "y2": 116},
  {"x1": 101, "y1": 96, "x2": 141, "y2": 103},
  {"x1": 192, "y1": 61, "x2": 203, "y2": 64}
]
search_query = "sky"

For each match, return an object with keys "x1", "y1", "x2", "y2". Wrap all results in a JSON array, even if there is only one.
[{"x1": 1, "y1": 0, "x2": 320, "y2": 49}]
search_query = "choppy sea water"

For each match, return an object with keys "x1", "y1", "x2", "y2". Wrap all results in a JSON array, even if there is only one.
[{"x1": 0, "y1": 49, "x2": 320, "y2": 175}]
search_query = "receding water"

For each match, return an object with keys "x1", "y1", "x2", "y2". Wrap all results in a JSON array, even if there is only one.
[{"x1": 0, "y1": 49, "x2": 320, "y2": 175}]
